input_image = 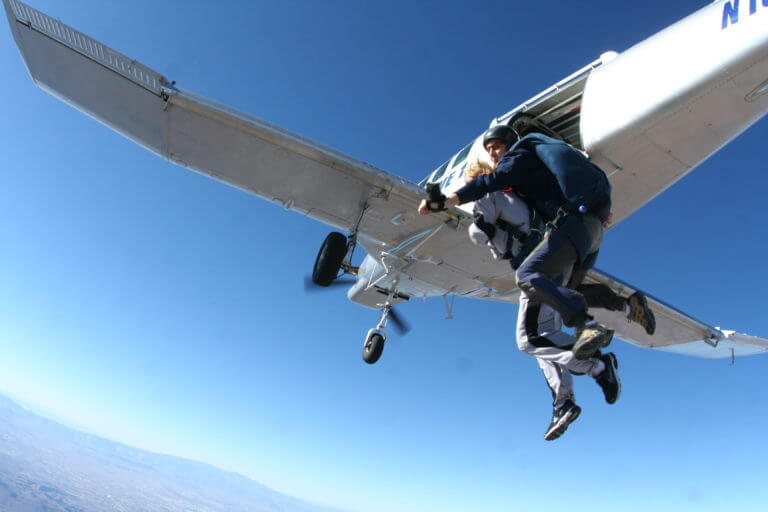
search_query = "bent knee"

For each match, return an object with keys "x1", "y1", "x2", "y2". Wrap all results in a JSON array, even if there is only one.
[
  {"x1": 516, "y1": 272, "x2": 550, "y2": 298},
  {"x1": 515, "y1": 263, "x2": 535, "y2": 283},
  {"x1": 515, "y1": 267, "x2": 537, "y2": 291},
  {"x1": 516, "y1": 336, "x2": 553, "y2": 355},
  {"x1": 516, "y1": 339, "x2": 537, "y2": 355}
]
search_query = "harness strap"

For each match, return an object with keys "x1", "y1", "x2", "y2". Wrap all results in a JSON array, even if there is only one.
[
  {"x1": 502, "y1": 208, "x2": 546, "y2": 269},
  {"x1": 495, "y1": 217, "x2": 528, "y2": 241},
  {"x1": 544, "y1": 207, "x2": 571, "y2": 233},
  {"x1": 472, "y1": 211, "x2": 496, "y2": 240},
  {"x1": 508, "y1": 230, "x2": 542, "y2": 269}
]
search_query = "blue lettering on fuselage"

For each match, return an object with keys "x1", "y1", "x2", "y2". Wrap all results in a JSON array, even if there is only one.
[
  {"x1": 439, "y1": 163, "x2": 466, "y2": 190},
  {"x1": 724, "y1": 0, "x2": 768, "y2": 28},
  {"x1": 723, "y1": 0, "x2": 740, "y2": 28}
]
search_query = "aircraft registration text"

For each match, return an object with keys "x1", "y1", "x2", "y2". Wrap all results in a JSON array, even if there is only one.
[{"x1": 723, "y1": 0, "x2": 768, "y2": 29}]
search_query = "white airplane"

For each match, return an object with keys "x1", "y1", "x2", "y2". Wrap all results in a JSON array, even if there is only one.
[{"x1": 4, "y1": 0, "x2": 768, "y2": 364}]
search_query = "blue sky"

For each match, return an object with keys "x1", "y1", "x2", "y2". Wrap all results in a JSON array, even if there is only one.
[{"x1": 1, "y1": 1, "x2": 768, "y2": 511}]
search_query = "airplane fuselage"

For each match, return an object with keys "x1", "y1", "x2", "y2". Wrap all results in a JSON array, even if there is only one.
[
  {"x1": 424, "y1": 0, "x2": 768, "y2": 227},
  {"x1": 582, "y1": 0, "x2": 768, "y2": 224}
]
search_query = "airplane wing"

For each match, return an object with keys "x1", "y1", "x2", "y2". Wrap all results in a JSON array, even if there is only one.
[
  {"x1": 2, "y1": 0, "x2": 521, "y2": 299},
  {"x1": 5, "y1": 1, "x2": 767, "y2": 359},
  {"x1": 3, "y1": 0, "x2": 413, "y2": 232},
  {"x1": 584, "y1": 268, "x2": 768, "y2": 359}
]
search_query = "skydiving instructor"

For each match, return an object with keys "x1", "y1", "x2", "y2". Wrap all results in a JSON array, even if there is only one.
[{"x1": 417, "y1": 123, "x2": 614, "y2": 360}]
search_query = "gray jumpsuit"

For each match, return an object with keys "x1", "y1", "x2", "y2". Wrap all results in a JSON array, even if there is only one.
[{"x1": 469, "y1": 190, "x2": 602, "y2": 408}]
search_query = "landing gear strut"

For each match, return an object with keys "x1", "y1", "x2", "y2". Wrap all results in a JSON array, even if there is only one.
[
  {"x1": 310, "y1": 205, "x2": 409, "y2": 365},
  {"x1": 361, "y1": 283, "x2": 406, "y2": 365}
]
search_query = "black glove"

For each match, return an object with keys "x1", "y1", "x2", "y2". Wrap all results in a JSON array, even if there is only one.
[{"x1": 424, "y1": 183, "x2": 447, "y2": 212}]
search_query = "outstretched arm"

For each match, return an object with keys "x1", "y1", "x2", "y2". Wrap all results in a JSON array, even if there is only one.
[
  {"x1": 417, "y1": 148, "x2": 538, "y2": 215},
  {"x1": 418, "y1": 194, "x2": 460, "y2": 215}
]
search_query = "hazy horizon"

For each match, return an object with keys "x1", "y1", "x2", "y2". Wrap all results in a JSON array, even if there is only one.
[{"x1": 0, "y1": 392, "x2": 350, "y2": 512}]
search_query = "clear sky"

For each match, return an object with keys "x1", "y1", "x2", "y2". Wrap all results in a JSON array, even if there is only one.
[{"x1": 1, "y1": 1, "x2": 768, "y2": 511}]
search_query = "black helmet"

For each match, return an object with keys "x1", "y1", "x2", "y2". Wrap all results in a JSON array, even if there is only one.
[{"x1": 482, "y1": 124, "x2": 518, "y2": 149}]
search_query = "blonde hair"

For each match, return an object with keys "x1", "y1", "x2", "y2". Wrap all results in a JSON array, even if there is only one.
[{"x1": 465, "y1": 159, "x2": 495, "y2": 181}]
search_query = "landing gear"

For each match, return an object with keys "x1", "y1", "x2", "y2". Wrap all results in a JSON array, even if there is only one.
[
  {"x1": 362, "y1": 329, "x2": 386, "y2": 364},
  {"x1": 309, "y1": 209, "x2": 409, "y2": 366},
  {"x1": 360, "y1": 283, "x2": 409, "y2": 365},
  {"x1": 312, "y1": 203, "x2": 369, "y2": 287},
  {"x1": 312, "y1": 232, "x2": 348, "y2": 286}
]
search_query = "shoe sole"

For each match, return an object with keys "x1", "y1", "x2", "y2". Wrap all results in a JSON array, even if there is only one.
[
  {"x1": 630, "y1": 292, "x2": 656, "y2": 336},
  {"x1": 544, "y1": 406, "x2": 581, "y2": 441},
  {"x1": 603, "y1": 353, "x2": 621, "y2": 404},
  {"x1": 573, "y1": 329, "x2": 614, "y2": 360}
]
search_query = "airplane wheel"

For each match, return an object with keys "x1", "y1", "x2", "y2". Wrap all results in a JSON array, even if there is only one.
[
  {"x1": 312, "y1": 232, "x2": 348, "y2": 286},
  {"x1": 362, "y1": 333, "x2": 385, "y2": 364}
]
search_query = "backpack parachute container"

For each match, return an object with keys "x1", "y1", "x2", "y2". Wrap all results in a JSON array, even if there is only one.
[{"x1": 515, "y1": 134, "x2": 612, "y2": 221}]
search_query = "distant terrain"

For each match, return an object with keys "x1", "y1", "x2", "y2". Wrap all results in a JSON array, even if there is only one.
[{"x1": 0, "y1": 394, "x2": 346, "y2": 512}]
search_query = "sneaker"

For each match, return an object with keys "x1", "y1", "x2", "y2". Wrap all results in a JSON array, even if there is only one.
[
  {"x1": 595, "y1": 353, "x2": 621, "y2": 404},
  {"x1": 627, "y1": 291, "x2": 656, "y2": 335},
  {"x1": 572, "y1": 323, "x2": 614, "y2": 360},
  {"x1": 544, "y1": 400, "x2": 581, "y2": 441}
]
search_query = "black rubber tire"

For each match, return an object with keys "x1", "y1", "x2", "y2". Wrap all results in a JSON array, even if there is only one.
[
  {"x1": 312, "y1": 232, "x2": 348, "y2": 286},
  {"x1": 362, "y1": 333, "x2": 385, "y2": 364}
]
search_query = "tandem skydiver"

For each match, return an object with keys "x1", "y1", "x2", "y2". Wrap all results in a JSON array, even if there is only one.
[{"x1": 422, "y1": 121, "x2": 655, "y2": 440}]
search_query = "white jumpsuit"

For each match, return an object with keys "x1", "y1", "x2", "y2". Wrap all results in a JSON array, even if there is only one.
[{"x1": 469, "y1": 190, "x2": 602, "y2": 408}]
